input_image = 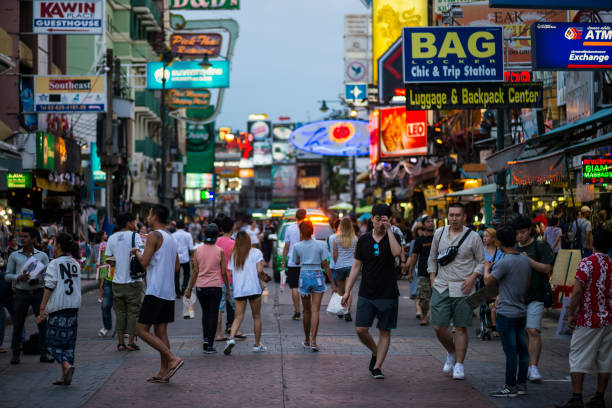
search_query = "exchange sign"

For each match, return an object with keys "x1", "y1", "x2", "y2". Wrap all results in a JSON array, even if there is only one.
[
  {"x1": 34, "y1": 75, "x2": 106, "y2": 112},
  {"x1": 403, "y1": 26, "x2": 504, "y2": 83},
  {"x1": 146, "y1": 61, "x2": 229, "y2": 89},
  {"x1": 33, "y1": 0, "x2": 104, "y2": 35},
  {"x1": 582, "y1": 156, "x2": 612, "y2": 185},
  {"x1": 531, "y1": 23, "x2": 612, "y2": 70},
  {"x1": 170, "y1": 33, "x2": 222, "y2": 58},
  {"x1": 405, "y1": 82, "x2": 543, "y2": 110},
  {"x1": 170, "y1": 0, "x2": 239, "y2": 10}
]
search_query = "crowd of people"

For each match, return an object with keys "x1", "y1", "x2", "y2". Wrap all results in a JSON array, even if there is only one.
[{"x1": 0, "y1": 202, "x2": 609, "y2": 408}]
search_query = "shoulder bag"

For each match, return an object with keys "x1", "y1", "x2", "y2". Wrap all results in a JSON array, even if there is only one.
[
  {"x1": 436, "y1": 227, "x2": 473, "y2": 266},
  {"x1": 129, "y1": 232, "x2": 146, "y2": 280},
  {"x1": 534, "y1": 240, "x2": 554, "y2": 308}
]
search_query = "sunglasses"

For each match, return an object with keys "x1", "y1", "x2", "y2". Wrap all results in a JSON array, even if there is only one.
[{"x1": 373, "y1": 243, "x2": 380, "y2": 256}]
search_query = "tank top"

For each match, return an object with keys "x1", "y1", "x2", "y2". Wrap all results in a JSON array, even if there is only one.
[
  {"x1": 145, "y1": 230, "x2": 177, "y2": 301},
  {"x1": 195, "y1": 244, "x2": 223, "y2": 288}
]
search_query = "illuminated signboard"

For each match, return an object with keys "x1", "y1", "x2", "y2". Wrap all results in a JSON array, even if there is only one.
[
  {"x1": 200, "y1": 190, "x2": 214, "y2": 201},
  {"x1": 239, "y1": 168, "x2": 254, "y2": 178},
  {"x1": 582, "y1": 156, "x2": 612, "y2": 184},
  {"x1": 167, "y1": 89, "x2": 211, "y2": 109},
  {"x1": 7, "y1": 173, "x2": 32, "y2": 188},
  {"x1": 185, "y1": 173, "x2": 213, "y2": 189},
  {"x1": 170, "y1": 0, "x2": 240, "y2": 10},
  {"x1": 170, "y1": 33, "x2": 222, "y2": 58},
  {"x1": 379, "y1": 108, "x2": 427, "y2": 158},
  {"x1": 504, "y1": 71, "x2": 532, "y2": 83},
  {"x1": 290, "y1": 120, "x2": 369, "y2": 157},
  {"x1": 146, "y1": 60, "x2": 229, "y2": 90}
]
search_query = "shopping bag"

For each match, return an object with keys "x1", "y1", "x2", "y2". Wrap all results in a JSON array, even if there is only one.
[
  {"x1": 280, "y1": 270, "x2": 287, "y2": 291},
  {"x1": 555, "y1": 296, "x2": 573, "y2": 339},
  {"x1": 183, "y1": 291, "x2": 197, "y2": 319},
  {"x1": 326, "y1": 292, "x2": 348, "y2": 316}
]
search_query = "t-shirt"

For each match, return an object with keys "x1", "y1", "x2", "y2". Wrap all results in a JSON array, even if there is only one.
[
  {"x1": 194, "y1": 244, "x2": 223, "y2": 288},
  {"x1": 248, "y1": 227, "x2": 260, "y2": 245},
  {"x1": 172, "y1": 229, "x2": 194, "y2": 264},
  {"x1": 327, "y1": 234, "x2": 336, "y2": 269},
  {"x1": 292, "y1": 239, "x2": 329, "y2": 270},
  {"x1": 355, "y1": 232, "x2": 400, "y2": 299},
  {"x1": 216, "y1": 236, "x2": 235, "y2": 284},
  {"x1": 533, "y1": 215, "x2": 549, "y2": 228},
  {"x1": 284, "y1": 223, "x2": 301, "y2": 267},
  {"x1": 491, "y1": 253, "x2": 531, "y2": 318},
  {"x1": 575, "y1": 252, "x2": 612, "y2": 329},
  {"x1": 106, "y1": 231, "x2": 144, "y2": 284},
  {"x1": 44, "y1": 255, "x2": 82, "y2": 314},
  {"x1": 229, "y1": 248, "x2": 263, "y2": 298},
  {"x1": 334, "y1": 236, "x2": 357, "y2": 270},
  {"x1": 544, "y1": 226, "x2": 562, "y2": 253},
  {"x1": 413, "y1": 235, "x2": 434, "y2": 277},
  {"x1": 516, "y1": 239, "x2": 554, "y2": 304},
  {"x1": 571, "y1": 218, "x2": 592, "y2": 249}
]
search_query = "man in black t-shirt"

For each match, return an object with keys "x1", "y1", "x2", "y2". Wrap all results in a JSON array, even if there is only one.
[
  {"x1": 409, "y1": 215, "x2": 434, "y2": 326},
  {"x1": 342, "y1": 204, "x2": 402, "y2": 380}
]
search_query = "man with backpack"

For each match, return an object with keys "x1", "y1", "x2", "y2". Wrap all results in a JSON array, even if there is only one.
[
  {"x1": 571, "y1": 206, "x2": 593, "y2": 258},
  {"x1": 513, "y1": 215, "x2": 555, "y2": 384}
]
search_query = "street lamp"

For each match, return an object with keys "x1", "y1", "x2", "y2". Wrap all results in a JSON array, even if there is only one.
[
  {"x1": 160, "y1": 48, "x2": 174, "y2": 207},
  {"x1": 199, "y1": 54, "x2": 212, "y2": 70},
  {"x1": 319, "y1": 100, "x2": 329, "y2": 112}
]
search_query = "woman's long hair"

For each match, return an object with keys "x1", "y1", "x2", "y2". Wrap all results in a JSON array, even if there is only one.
[
  {"x1": 56, "y1": 232, "x2": 79, "y2": 258},
  {"x1": 338, "y1": 217, "x2": 356, "y2": 249},
  {"x1": 231, "y1": 231, "x2": 251, "y2": 271}
]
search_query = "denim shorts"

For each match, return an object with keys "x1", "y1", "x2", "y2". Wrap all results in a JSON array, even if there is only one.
[
  {"x1": 526, "y1": 301, "x2": 544, "y2": 332},
  {"x1": 298, "y1": 269, "x2": 326, "y2": 296},
  {"x1": 219, "y1": 283, "x2": 235, "y2": 312},
  {"x1": 332, "y1": 267, "x2": 351, "y2": 284}
]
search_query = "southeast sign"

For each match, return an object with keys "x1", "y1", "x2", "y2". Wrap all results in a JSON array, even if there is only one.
[
  {"x1": 146, "y1": 61, "x2": 229, "y2": 89},
  {"x1": 170, "y1": 0, "x2": 239, "y2": 10},
  {"x1": 403, "y1": 26, "x2": 504, "y2": 83},
  {"x1": 33, "y1": 0, "x2": 104, "y2": 35},
  {"x1": 531, "y1": 23, "x2": 612, "y2": 70},
  {"x1": 34, "y1": 75, "x2": 106, "y2": 112},
  {"x1": 290, "y1": 120, "x2": 369, "y2": 157}
]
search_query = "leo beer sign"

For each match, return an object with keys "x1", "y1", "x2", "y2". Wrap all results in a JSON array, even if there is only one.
[
  {"x1": 33, "y1": 0, "x2": 104, "y2": 35},
  {"x1": 379, "y1": 108, "x2": 427, "y2": 158}
]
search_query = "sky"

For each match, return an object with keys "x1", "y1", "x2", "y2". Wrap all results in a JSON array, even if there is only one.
[{"x1": 181, "y1": 0, "x2": 370, "y2": 131}]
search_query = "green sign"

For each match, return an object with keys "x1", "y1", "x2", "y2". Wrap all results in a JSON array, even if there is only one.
[
  {"x1": 91, "y1": 142, "x2": 106, "y2": 183},
  {"x1": 36, "y1": 132, "x2": 55, "y2": 170},
  {"x1": 7, "y1": 173, "x2": 32, "y2": 188},
  {"x1": 582, "y1": 156, "x2": 612, "y2": 185},
  {"x1": 170, "y1": 0, "x2": 239, "y2": 10}
]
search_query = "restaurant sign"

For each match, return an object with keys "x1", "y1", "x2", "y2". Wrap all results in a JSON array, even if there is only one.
[
  {"x1": 167, "y1": 89, "x2": 211, "y2": 109},
  {"x1": 170, "y1": 33, "x2": 222, "y2": 58}
]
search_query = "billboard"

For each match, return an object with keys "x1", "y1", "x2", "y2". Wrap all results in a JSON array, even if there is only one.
[
  {"x1": 146, "y1": 60, "x2": 229, "y2": 90},
  {"x1": 531, "y1": 23, "x2": 612, "y2": 70},
  {"x1": 33, "y1": 0, "x2": 104, "y2": 35},
  {"x1": 290, "y1": 120, "x2": 370, "y2": 157},
  {"x1": 272, "y1": 123, "x2": 295, "y2": 141},
  {"x1": 582, "y1": 156, "x2": 612, "y2": 185},
  {"x1": 248, "y1": 121, "x2": 271, "y2": 141},
  {"x1": 403, "y1": 26, "x2": 504, "y2": 83},
  {"x1": 405, "y1": 82, "x2": 543, "y2": 110},
  {"x1": 170, "y1": 33, "x2": 222, "y2": 58},
  {"x1": 253, "y1": 142, "x2": 273, "y2": 166},
  {"x1": 34, "y1": 75, "x2": 106, "y2": 112},
  {"x1": 170, "y1": 0, "x2": 239, "y2": 10},
  {"x1": 272, "y1": 165, "x2": 297, "y2": 197},
  {"x1": 185, "y1": 173, "x2": 213, "y2": 189},
  {"x1": 372, "y1": 0, "x2": 427, "y2": 84},
  {"x1": 379, "y1": 108, "x2": 427, "y2": 158},
  {"x1": 489, "y1": 0, "x2": 612, "y2": 9},
  {"x1": 369, "y1": 110, "x2": 380, "y2": 165}
]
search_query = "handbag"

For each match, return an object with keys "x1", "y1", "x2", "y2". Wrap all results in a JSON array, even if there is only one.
[
  {"x1": 436, "y1": 227, "x2": 473, "y2": 266},
  {"x1": 326, "y1": 292, "x2": 348, "y2": 316},
  {"x1": 534, "y1": 239, "x2": 554, "y2": 308},
  {"x1": 129, "y1": 232, "x2": 146, "y2": 280}
]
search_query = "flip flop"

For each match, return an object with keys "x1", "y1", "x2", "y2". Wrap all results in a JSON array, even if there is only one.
[
  {"x1": 52, "y1": 379, "x2": 65, "y2": 386},
  {"x1": 215, "y1": 337, "x2": 228, "y2": 342},
  {"x1": 302, "y1": 341, "x2": 310, "y2": 349},
  {"x1": 234, "y1": 334, "x2": 247, "y2": 340},
  {"x1": 127, "y1": 344, "x2": 140, "y2": 351},
  {"x1": 167, "y1": 359, "x2": 184, "y2": 380},
  {"x1": 117, "y1": 344, "x2": 127, "y2": 351},
  {"x1": 63, "y1": 366, "x2": 75, "y2": 386},
  {"x1": 311, "y1": 344, "x2": 320, "y2": 352},
  {"x1": 147, "y1": 376, "x2": 169, "y2": 383}
]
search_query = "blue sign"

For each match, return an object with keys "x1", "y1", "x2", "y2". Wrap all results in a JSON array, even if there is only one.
[
  {"x1": 490, "y1": 0, "x2": 612, "y2": 10},
  {"x1": 290, "y1": 120, "x2": 369, "y2": 157},
  {"x1": 402, "y1": 26, "x2": 504, "y2": 83},
  {"x1": 146, "y1": 60, "x2": 229, "y2": 89},
  {"x1": 532, "y1": 23, "x2": 612, "y2": 70},
  {"x1": 345, "y1": 83, "x2": 367, "y2": 103}
]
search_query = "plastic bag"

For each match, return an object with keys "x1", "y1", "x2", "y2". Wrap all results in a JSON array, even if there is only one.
[
  {"x1": 326, "y1": 292, "x2": 348, "y2": 316},
  {"x1": 183, "y1": 291, "x2": 197, "y2": 319},
  {"x1": 280, "y1": 270, "x2": 287, "y2": 291}
]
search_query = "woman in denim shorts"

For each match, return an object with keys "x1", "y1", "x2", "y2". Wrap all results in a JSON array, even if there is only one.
[
  {"x1": 332, "y1": 217, "x2": 357, "y2": 322},
  {"x1": 292, "y1": 221, "x2": 336, "y2": 352}
]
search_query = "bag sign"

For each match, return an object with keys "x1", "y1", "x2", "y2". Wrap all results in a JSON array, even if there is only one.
[{"x1": 403, "y1": 26, "x2": 504, "y2": 83}]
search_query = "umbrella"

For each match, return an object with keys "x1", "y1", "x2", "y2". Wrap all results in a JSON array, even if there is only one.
[
  {"x1": 359, "y1": 213, "x2": 371, "y2": 221},
  {"x1": 356, "y1": 205, "x2": 372, "y2": 215},
  {"x1": 329, "y1": 202, "x2": 353, "y2": 211}
]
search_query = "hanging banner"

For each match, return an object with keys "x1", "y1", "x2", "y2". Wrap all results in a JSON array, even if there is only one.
[
  {"x1": 167, "y1": 89, "x2": 211, "y2": 109},
  {"x1": 33, "y1": 0, "x2": 104, "y2": 35},
  {"x1": 34, "y1": 75, "x2": 106, "y2": 112},
  {"x1": 489, "y1": 0, "x2": 612, "y2": 9},
  {"x1": 146, "y1": 60, "x2": 229, "y2": 89},
  {"x1": 170, "y1": 0, "x2": 239, "y2": 10},
  {"x1": 531, "y1": 22, "x2": 612, "y2": 70},
  {"x1": 403, "y1": 26, "x2": 504, "y2": 83},
  {"x1": 379, "y1": 108, "x2": 427, "y2": 158},
  {"x1": 405, "y1": 82, "x2": 543, "y2": 110},
  {"x1": 170, "y1": 33, "x2": 222, "y2": 58}
]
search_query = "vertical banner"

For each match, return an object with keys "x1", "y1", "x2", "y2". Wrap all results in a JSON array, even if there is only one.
[{"x1": 372, "y1": 0, "x2": 427, "y2": 84}]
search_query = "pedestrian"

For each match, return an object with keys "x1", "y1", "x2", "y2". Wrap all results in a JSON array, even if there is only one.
[
  {"x1": 513, "y1": 215, "x2": 554, "y2": 384},
  {"x1": 0, "y1": 261, "x2": 16, "y2": 354},
  {"x1": 172, "y1": 220, "x2": 195, "y2": 298},
  {"x1": 292, "y1": 220, "x2": 335, "y2": 352},
  {"x1": 544, "y1": 216, "x2": 563, "y2": 259},
  {"x1": 132, "y1": 205, "x2": 184, "y2": 383},
  {"x1": 408, "y1": 215, "x2": 435, "y2": 326},
  {"x1": 328, "y1": 218, "x2": 340, "y2": 272},
  {"x1": 556, "y1": 228, "x2": 612, "y2": 408},
  {"x1": 572, "y1": 206, "x2": 594, "y2": 258},
  {"x1": 596, "y1": 210, "x2": 612, "y2": 232},
  {"x1": 223, "y1": 231, "x2": 267, "y2": 355},
  {"x1": 406, "y1": 222, "x2": 424, "y2": 318},
  {"x1": 185, "y1": 223, "x2": 230, "y2": 354},
  {"x1": 106, "y1": 213, "x2": 144, "y2": 352},
  {"x1": 188, "y1": 218, "x2": 201, "y2": 243},
  {"x1": 342, "y1": 204, "x2": 402, "y2": 379},
  {"x1": 484, "y1": 226, "x2": 531, "y2": 398},
  {"x1": 282, "y1": 209, "x2": 308, "y2": 320},
  {"x1": 39, "y1": 233, "x2": 82, "y2": 386},
  {"x1": 95, "y1": 231, "x2": 113, "y2": 337},
  {"x1": 5, "y1": 226, "x2": 53, "y2": 364},
  {"x1": 332, "y1": 217, "x2": 357, "y2": 322},
  {"x1": 427, "y1": 203, "x2": 485, "y2": 380},
  {"x1": 247, "y1": 220, "x2": 260, "y2": 249},
  {"x1": 6, "y1": 235, "x2": 20, "y2": 259},
  {"x1": 261, "y1": 219, "x2": 276, "y2": 268},
  {"x1": 483, "y1": 227, "x2": 504, "y2": 337}
]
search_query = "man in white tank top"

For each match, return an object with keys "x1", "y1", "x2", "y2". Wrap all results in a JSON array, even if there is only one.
[{"x1": 131, "y1": 205, "x2": 184, "y2": 383}]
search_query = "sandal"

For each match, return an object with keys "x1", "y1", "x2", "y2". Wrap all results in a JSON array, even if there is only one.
[
  {"x1": 147, "y1": 376, "x2": 169, "y2": 383},
  {"x1": 127, "y1": 343, "x2": 140, "y2": 351},
  {"x1": 167, "y1": 359, "x2": 184, "y2": 380},
  {"x1": 63, "y1": 366, "x2": 75, "y2": 385},
  {"x1": 311, "y1": 344, "x2": 320, "y2": 352},
  {"x1": 52, "y1": 379, "x2": 65, "y2": 386},
  {"x1": 117, "y1": 344, "x2": 127, "y2": 351},
  {"x1": 215, "y1": 337, "x2": 228, "y2": 342},
  {"x1": 302, "y1": 340, "x2": 310, "y2": 349},
  {"x1": 234, "y1": 334, "x2": 247, "y2": 340}
]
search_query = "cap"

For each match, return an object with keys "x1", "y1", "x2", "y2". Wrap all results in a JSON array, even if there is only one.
[
  {"x1": 581, "y1": 206, "x2": 592, "y2": 214},
  {"x1": 204, "y1": 223, "x2": 219, "y2": 243}
]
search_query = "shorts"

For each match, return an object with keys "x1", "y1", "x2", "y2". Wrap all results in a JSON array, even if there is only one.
[
  {"x1": 287, "y1": 266, "x2": 300, "y2": 289},
  {"x1": 569, "y1": 325, "x2": 612, "y2": 374},
  {"x1": 332, "y1": 267, "x2": 351, "y2": 284},
  {"x1": 431, "y1": 289, "x2": 473, "y2": 328},
  {"x1": 234, "y1": 294, "x2": 262, "y2": 301},
  {"x1": 417, "y1": 276, "x2": 432, "y2": 301},
  {"x1": 526, "y1": 301, "x2": 545, "y2": 332},
  {"x1": 355, "y1": 297, "x2": 398, "y2": 330},
  {"x1": 138, "y1": 295, "x2": 175, "y2": 325},
  {"x1": 298, "y1": 269, "x2": 326, "y2": 296},
  {"x1": 219, "y1": 283, "x2": 235, "y2": 312}
]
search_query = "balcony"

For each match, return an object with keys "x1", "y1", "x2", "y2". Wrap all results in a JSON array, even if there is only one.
[
  {"x1": 131, "y1": 0, "x2": 161, "y2": 33},
  {"x1": 135, "y1": 138, "x2": 161, "y2": 159},
  {"x1": 135, "y1": 90, "x2": 160, "y2": 120}
]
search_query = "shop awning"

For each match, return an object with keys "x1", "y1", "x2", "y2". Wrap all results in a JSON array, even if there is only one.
[
  {"x1": 486, "y1": 143, "x2": 526, "y2": 174},
  {"x1": 447, "y1": 183, "x2": 497, "y2": 197},
  {"x1": 356, "y1": 205, "x2": 372, "y2": 214}
]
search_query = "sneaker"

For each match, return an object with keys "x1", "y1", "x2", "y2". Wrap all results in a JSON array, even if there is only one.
[
  {"x1": 204, "y1": 346, "x2": 217, "y2": 354},
  {"x1": 443, "y1": 353, "x2": 456, "y2": 374},
  {"x1": 369, "y1": 354, "x2": 377, "y2": 372},
  {"x1": 528, "y1": 365, "x2": 543, "y2": 383},
  {"x1": 202, "y1": 342, "x2": 209, "y2": 352},
  {"x1": 224, "y1": 339, "x2": 236, "y2": 355},
  {"x1": 344, "y1": 313, "x2": 352, "y2": 322},
  {"x1": 489, "y1": 385, "x2": 518, "y2": 398},
  {"x1": 556, "y1": 397, "x2": 585, "y2": 408},
  {"x1": 517, "y1": 383, "x2": 528, "y2": 395},
  {"x1": 585, "y1": 394, "x2": 605, "y2": 408},
  {"x1": 371, "y1": 368, "x2": 385, "y2": 379},
  {"x1": 292, "y1": 312, "x2": 301, "y2": 320},
  {"x1": 252, "y1": 344, "x2": 267, "y2": 353},
  {"x1": 452, "y1": 363, "x2": 465, "y2": 380},
  {"x1": 98, "y1": 328, "x2": 109, "y2": 337}
]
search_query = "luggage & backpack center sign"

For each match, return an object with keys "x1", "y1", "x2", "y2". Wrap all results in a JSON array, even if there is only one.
[{"x1": 402, "y1": 26, "x2": 504, "y2": 83}]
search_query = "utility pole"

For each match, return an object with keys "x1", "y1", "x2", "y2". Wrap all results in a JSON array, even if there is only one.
[
  {"x1": 102, "y1": 48, "x2": 117, "y2": 223},
  {"x1": 492, "y1": 109, "x2": 506, "y2": 225},
  {"x1": 351, "y1": 155, "x2": 356, "y2": 216}
]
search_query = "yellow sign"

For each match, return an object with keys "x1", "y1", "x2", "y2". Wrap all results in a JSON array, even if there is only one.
[{"x1": 372, "y1": 0, "x2": 427, "y2": 84}]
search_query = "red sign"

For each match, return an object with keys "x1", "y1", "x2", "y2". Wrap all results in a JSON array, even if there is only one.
[
  {"x1": 379, "y1": 107, "x2": 427, "y2": 159},
  {"x1": 504, "y1": 71, "x2": 532, "y2": 83},
  {"x1": 369, "y1": 110, "x2": 379, "y2": 165}
]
